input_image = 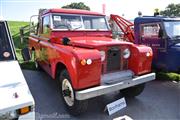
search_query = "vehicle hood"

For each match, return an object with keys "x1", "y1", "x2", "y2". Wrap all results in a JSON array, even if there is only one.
[
  {"x1": 170, "y1": 43, "x2": 180, "y2": 51},
  {"x1": 70, "y1": 37, "x2": 132, "y2": 48},
  {"x1": 0, "y1": 61, "x2": 34, "y2": 114},
  {"x1": 174, "y1": 43, "x2": 180, "y2": 47}
]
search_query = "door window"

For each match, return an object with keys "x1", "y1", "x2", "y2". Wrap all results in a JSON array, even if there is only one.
[
  {"x1": 141, "y1": 23, "x2": 160, "y2": 39},
  {"x1": 42, "y1": 15, "x2": 50, "y2": 34},
  {"x1": 140, "y1": 23, "x2": 166, "y2": 49}
]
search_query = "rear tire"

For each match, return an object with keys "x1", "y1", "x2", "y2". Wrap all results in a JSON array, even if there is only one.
[
  {"x1": 120, "y1": 83, "x2": 145, "y2": 98},
  {"x1": 59, "y1": 69, "x2": 88, "y2": 116}
]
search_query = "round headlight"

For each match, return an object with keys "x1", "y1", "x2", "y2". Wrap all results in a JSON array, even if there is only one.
[
  {"x1": 86, "y1": 59, "x2": 92, "y2": 65},
  {"x1": 123, "y1": 48, "x2": 131, "y2": 59},
  {"x1": 100, "y1": 51, "x2": 106, "y2": 61}
]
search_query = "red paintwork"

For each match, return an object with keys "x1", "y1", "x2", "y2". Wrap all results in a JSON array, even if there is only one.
[
  {"x1": 42, "y1": 8, "x2": 105, "y2": 16},
  {"x1": 128, "y1": 44, "x2": 153, "y2": 75},
  {"x1": 29, "y1": 9, "x2": 153, "y2": 90}
]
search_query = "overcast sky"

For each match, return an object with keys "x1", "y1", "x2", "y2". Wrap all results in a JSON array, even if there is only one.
[{"x1": 0, "y1": 0, "x2": 179, "y2": 21}]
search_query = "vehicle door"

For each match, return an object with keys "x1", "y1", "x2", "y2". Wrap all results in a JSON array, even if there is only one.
[
  {"x1": 139, "y1": 23, "x2": 166, "y2": 49},
  {"x1": 38, "y1": 14, "x2": 52, "y2": 74}
]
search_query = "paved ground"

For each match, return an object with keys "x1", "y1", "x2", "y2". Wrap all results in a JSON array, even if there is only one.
[{"x1": 23, "y1": 70, "x2": 180, "y2": 120}]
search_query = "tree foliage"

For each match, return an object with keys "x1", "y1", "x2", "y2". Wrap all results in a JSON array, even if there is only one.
[
  {"x1": 160, "y1": 3, "x2": 180, "y2": 17},
  {"x1": 62, "y1": 2, "x2": 90, "y2": 11}
]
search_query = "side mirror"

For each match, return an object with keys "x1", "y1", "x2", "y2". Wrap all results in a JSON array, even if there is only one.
[
  {"x1": 158, "y1": 28, "x2": 164, "y2": 38},
  {"x1": 21, "y1": 48, "x2": 31, "y2": 61},
  {"x1": 46, "y1": 24, "x2": 50, "y2": 28}
]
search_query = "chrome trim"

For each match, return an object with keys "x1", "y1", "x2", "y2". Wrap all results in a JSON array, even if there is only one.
[{"x1": 75, "y1": 73, "x2": 155, "y2": 100}]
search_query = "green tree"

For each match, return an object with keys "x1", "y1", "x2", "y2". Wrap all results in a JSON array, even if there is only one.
[
  {"x1": 62, "y1": 2, "x2": 90, "y2": 11},
  {"x1": 160, "y1": 3, "x2": 180, "y2": 17}
]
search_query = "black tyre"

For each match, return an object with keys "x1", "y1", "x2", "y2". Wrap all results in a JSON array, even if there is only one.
[
  {"x1": 59, "y1": 69, "x2": 88, "y2": 116},
  {"x1": 120, "y1": 83, "x2": 145, "y2": 98}
]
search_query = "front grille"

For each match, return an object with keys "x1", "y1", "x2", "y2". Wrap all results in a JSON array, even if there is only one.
[{"x1": 107, "y1": 47, "x2": 121, "y2": 72}]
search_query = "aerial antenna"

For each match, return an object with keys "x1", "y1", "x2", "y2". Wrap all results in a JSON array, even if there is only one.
[{"x1": 102, "y1": 3, "x2": 106, "y2": 14}]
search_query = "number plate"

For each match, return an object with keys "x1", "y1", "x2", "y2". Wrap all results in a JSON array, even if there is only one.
[{"x1": 106, "y1": 97, "x2": 127, "y2": 115}]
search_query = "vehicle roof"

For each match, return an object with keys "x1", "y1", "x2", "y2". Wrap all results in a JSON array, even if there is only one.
[
  {"x1": 42, "y1": 8, "x2": 105, "y2": 16},
  {"x1": 0, "y1": 19, "x2": 5, "y2": 22},
  {"x1": 0, "y1": 16, "x2": 5, "y2": 21},
  {"x1": 135, "y1": 16, "x2": 180, "y2": 24}
]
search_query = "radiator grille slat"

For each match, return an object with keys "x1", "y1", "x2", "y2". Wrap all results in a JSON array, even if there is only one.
[{"x1": 107, "y1": 47, "x2": 121, "y2": 72}]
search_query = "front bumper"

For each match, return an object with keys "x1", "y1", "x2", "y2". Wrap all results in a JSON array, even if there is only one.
[{"x1": 75, "y1": 72, "x2": 155, "y2": 100}]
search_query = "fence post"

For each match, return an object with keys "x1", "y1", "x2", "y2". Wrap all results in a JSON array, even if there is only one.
[{"x1": 20, "y1": 27, "x2": 24, "y2": 44}]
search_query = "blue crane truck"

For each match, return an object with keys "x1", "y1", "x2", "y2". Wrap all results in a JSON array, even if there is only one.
[{"x1": 134, "y1": 16, "x2": 180, "y2": 71}]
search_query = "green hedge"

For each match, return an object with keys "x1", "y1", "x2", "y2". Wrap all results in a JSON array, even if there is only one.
[{"x1": 156, "y1": 72, "x2": 180, "y2": 81}]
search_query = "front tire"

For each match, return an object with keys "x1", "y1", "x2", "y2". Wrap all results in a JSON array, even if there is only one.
[
  {"x1": 120, "y1": 83, "x2": 145, "y2": 98},
  {"x1": 59, "y1": 69, "x2": 88, "y2": 116}
]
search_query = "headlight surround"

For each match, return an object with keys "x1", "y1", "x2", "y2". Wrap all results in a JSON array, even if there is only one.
[
  {"x1": 123, "y1": 48, "x2": 131, "y2": 59},
  {"x1": 0, "y1": 110, "x2": 18, "y2": 119},
  {"x1": 100, "y1": 51, "x2": 106, "y2": 61}
]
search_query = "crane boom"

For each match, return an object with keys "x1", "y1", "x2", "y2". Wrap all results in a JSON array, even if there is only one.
[{"x1": 110, "y1": 14, "x2": 135, "y2": 43}]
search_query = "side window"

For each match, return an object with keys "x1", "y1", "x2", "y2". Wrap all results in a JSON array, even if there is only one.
[
  {"x1": 42, "y1": 15, "x2": 50, "y2": 34},
  {"x1": 83, "y1": 16, "x2": 107, "y2": 30},
  {"x1": 141, "y1": 23, "x2": 160, "y2": 39}
]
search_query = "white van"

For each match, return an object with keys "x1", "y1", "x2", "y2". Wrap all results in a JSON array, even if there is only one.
[{"x1": 0, "y1": 20, "x2": 35, "y2": 120}]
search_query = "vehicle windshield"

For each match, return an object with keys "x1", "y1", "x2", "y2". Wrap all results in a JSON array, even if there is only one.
[
  {"x1": 52, "y1": 14, "x2": 109, "y2": 30},
  {"x1": 164, "y1": 21, "x2": 180, "y2": 39},
  {"x1": 0, "y1": 22, "x2": 14, "y2": 61}
]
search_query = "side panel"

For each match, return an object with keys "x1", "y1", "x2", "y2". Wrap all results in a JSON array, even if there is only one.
[
  {"x1": 30, "y1": 36, "x2": 102, "y2": 90},
  {"x1": 50, "y1": 46, "x2": 102, "y2": 90}
]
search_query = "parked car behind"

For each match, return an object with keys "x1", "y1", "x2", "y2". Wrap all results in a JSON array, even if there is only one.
[{"x1": 0, "y1": 20, "x2": 35, "y2": 120}]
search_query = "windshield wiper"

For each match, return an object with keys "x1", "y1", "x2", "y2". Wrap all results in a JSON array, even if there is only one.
[
  {"x1": 172, "y1": 35, "x2": 180, "y2": 40},
  {"x1": 54, "y1": 24, "x2": 71, "y2": 30},
  {"x1": 71, "y1": 25, "x2": 82, "y2": 30},
  {"x1": 174, "y1": 35, "x2": 180, "y2": 38}
]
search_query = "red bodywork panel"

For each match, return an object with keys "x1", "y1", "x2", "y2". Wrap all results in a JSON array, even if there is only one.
[
  {"x1": 29, "y1": 9, "x2": 153, "y2": 90},
  {"x1": 128, "y1": 44, "x2": 153, "y2": 75}
]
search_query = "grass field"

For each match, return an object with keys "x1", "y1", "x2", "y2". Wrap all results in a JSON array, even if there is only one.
[
  {"x1": 7, "y1": 21, "x2": 180, "y2": 81},
  {"x1": 8, "y1": 21, "x2": 29, "y2": 49},
  {"x1": 8, "y1": 21, "x2": 36, "y2": 70}
]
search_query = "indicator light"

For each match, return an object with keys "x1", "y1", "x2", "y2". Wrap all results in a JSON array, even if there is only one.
[{"x1": 81, "y1": 59, "x2": 86, "y2": 65}]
